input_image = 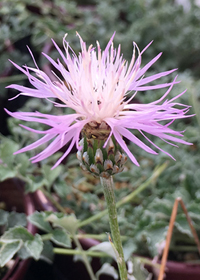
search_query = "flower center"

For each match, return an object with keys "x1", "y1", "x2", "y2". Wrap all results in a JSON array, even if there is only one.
[{"x1": 82, "y1": 121, "x2": 111, "y2": 140}]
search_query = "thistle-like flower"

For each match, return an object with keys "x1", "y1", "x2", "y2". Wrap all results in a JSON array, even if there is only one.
[{"x1": 6, "y1": 33, "x2": 191, "y2": 170}]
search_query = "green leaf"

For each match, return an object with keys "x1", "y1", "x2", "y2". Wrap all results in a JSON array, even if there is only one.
[
  {"x1": 40, "y1": 240, "x2": 54, "y2": 264},
  {"x1": 7, "y1": 212, "x2": 27, "y2": 229},
  {"x1": 128, "y1": 258, "x2": 152, "y2": 280},
  {"x1": 15, "y1": 153, "x2": 31, "y2": 175},
  {"x1": 175, "y1": 214, "x2": 192, "y2": 237},
  {"x1": 96, "y1": 263, "x2": 118, "y2": 280},
  {"x1": 42, "y1": 165, "x2": 63, "y2": 189},
  {"x1": 47, "y1": 213, "x2": 79, "y2": 235},
  {"x1": 51, "y1": 228, "x2": 71, "y2": 248},
  {"x1": 25, "y1": 234, "x2": 43, "y2": 260},
  {"x1": 53, "y1": 180, "x2": 71, "y2": 198},
  {"x1": 1, "y1": 226, "x2": 33, "y2": 243},
  {"x1": 144, "y1": 221, "x2": 167, "y2": 257},
  {"x1": 0, "y1": 165, "x2": 17, "y2": 182},
  {"x1": 0, "y1": 140, "x2": 18, "y2": 165},
  {"x1": 123, "y1": 239, "x2": 137, "y2": 261},
  {"x1": 25, "y1": 175, "x2": 46, "y2": 193},
  {"x1": 0, "y1": 240, "x2": 22, "y2": 267},
  {"x1": 0, "y1": 209, "x2": 9, "y2": 226},
  {"x1": 89, "y1": 242, "x2": 116, "y2": 260},
  {"x1": 17, "y1": 246, "x2": 31, "y2": 260},
  {"x1": 28, "y1": 212, "x2": 52, "y2": 233},
  {"x1": 147, "y1": 198, "x2": 172, "y2": 219}
]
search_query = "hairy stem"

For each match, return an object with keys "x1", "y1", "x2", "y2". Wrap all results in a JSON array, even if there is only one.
[{"x1": 100, "y1": 176, "x2": 127, "y2": 280}]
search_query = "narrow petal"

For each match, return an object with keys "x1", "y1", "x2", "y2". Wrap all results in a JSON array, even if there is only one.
[
  {"x1": 116, "y1": 126, "x2": 157, "y2": 155},
  {"x1": 113, "y1": 128, "x2": 140, "y2": 166},
  {"x1": 14, "y1": 134, "x2": 56, "y2": 154}
]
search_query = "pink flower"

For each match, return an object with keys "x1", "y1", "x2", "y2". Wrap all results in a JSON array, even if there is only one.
[{"x1": 6, "y1": 33, "x2": 191, "y2": 169}]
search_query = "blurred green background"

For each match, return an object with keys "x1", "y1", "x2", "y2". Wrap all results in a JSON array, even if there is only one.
[{"x1": 1, "y1": 0, "x2": 200, "y2": 262}]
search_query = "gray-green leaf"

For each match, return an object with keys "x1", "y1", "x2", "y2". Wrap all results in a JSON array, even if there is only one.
[
  {"x1": 96, "y1": 263, "x2": 118, "y2": 280},
  {"x1": 1, "y1": 226, "x2": 33, "y2": 243},
  {"x1": 47, "y1": 213, "x2": 79, "y2": 235},
  {"x1": 28, "y1": 212, "x2": 52, "y2": 233},
  {"x1": 89, "y1": 242, "x2": 116, "y2": 260},
  {"x1": 0, "y1": 240, "x2": 23, "y2": 267},
  {"x1": 51, "y1": 228, "x2": 71, "y2": 248},
  {"x1": 24, "y1": 234, "x2": 43, "y2": 260}
]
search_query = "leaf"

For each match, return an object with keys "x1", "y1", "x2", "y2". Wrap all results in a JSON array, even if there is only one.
[
  {"x1": 123, "y1": 239, "x2": 137, "y2": 261},
  {"x1": 188, "y1": 203, "x2": 200, "y2": 221},
  {"x1": 47, "y1": 213, "x2": 79, "y2": 235},
  {"x1": 53, "y1": 180, "x2": 71, "y2": 198},
  {"x1": 1, "y1": 226, "x2": 33, "y2": 243},
  {"x1": 89, "y1": 242, "x2": 116, "y2": 260},
  {"x1": 25, "y1": 175, "x2": 46, "y2": 193},
  {"x1": 0, "y1": 165, "x2": 17, "y2": 181},
  {"x1": 0, "y1": 240, "x2": 23, "y2": 267},
  {"x1": 0, "y1": 209, "x2": 9, "y2": 226},
  {"x1": 40, "y1": 240, "x2": 54, "y2": 264},
  {"x1": 128, "y1": 258, "x2": 152, "y2": 280},
  {"x1": 25, "y1": 234, "x2": 43, "y2": 260},
  {"x1": 7, "y1": 212, "x2": 27, "y2": 229},
  {"x1": 0, "y1": 140, "x2": 18, "y2": 165},
  {"x1": 51, "y1": 228, "x2": 71, "y2": 248},
  {"x1": 96, "y1": 263, "x2": 118, "y2": 280},
  {"x1": 144, "y1": 221, "x2": 167, "y2": 257},
  {"x1": 175, "y1": 214, "x2": 192, "y2": 237},
  {"x1": 147, "y1": 198, "x2": 172, "y2": 219},
  {"x1": 17, "y1": 246, "x2": 31, "y2": 260},
  {"x1": 42, "y1": 165, "x2": 63, "y2": 189},
  {"x1": 15, "y1": 153, "x2": 31, "y2": 176},
  {"x1": 28, "y1": 212, "x2": 52, "y2": 233}
]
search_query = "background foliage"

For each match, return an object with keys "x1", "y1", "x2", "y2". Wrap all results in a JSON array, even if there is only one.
[{"x1": 1, "y1": 0, "x2": 200, "y2": 266}]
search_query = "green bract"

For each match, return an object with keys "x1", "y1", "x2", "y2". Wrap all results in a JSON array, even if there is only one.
[{"x1": 77, "y1": 137, "x2": 127, "y2": 178}]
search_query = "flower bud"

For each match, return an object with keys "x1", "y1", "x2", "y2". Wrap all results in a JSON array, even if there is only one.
[{"x1": 77, "y1": 122, "x2": 127, "y2": 178}]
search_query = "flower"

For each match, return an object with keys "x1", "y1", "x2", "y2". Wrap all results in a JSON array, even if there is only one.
[{"x1": 6, "y1": 33, "x2": 191, "y2": 169}]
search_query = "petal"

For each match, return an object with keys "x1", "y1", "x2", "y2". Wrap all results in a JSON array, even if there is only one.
[
  {"x1": 112, "y1": 127, "x2": 140, "y2": 166},
  {"x1": 116, "y1": 126, "x2": 157, "y2": 155},
  {"x1": 14, "y1": 134, "x2": 56, "y2": 154}
]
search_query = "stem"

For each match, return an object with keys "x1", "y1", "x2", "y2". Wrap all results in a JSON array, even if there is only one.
[
  {"x1": 53, "y1": 248, "x2": 109, "y2": 258},
  {"x1": 73, "y1": 235, "x2": 97, "y2": 280},
  {"x1": 77, "y1": 233, "x2": 128, "y2": 241},
  {"x1": 100, "y1": 176, "x2": 127, "y2": 280},
  {"x1": 41, "y1": 233, "x2": 53, "y2": 241},
  {"x1": 41, "y1": 232, "x2": 127, "y2": 242},
  {"x1": 78, "y1": 162, "x2": 168, "y2": 228},
  {"x1": 53, "y1": 248, "x2": 161, "y2": 269}
]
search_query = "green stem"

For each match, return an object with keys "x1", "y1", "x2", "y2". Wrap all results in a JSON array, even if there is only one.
[
  {"x1": 73, "y1": 235, "x2": 97, "y2": 280},
  {"x1": 53, "y1": 248, "x2": 161, "y2": 269},
  {"x1": 53, "y1": 247, "x2": 109, "y2": 258},
  {"x1": 100, "y1": 176, "x2": 127, "y2": 280},
  {"x1": 41, "y1": 232, "x2": 128, "y2": 242},
  {"x1": 78, "y1": 162, "x2": 168, "y2": 228},
  {"x1": 41, "y1": 233, "x2": 53, "y2": 241},
  {"x1": 77, "y1": 233, "x2": 128, "y2": 241}
]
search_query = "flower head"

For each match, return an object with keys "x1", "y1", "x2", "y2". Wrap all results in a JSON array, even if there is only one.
[{"x1": 6, "y1": 33, "x2": 191, "y2": 169}]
